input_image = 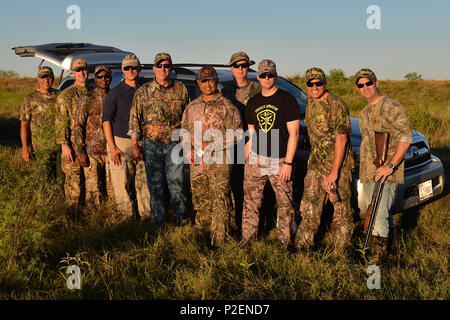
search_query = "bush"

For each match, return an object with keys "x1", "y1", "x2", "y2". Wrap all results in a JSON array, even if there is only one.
[
  {"x1": 327, "y1": 69, "x2": 347, "y2": 83},
  {"x1": 404, "y1": 72, "x2": 423, "y2": 81},
  {"x1": 0, "y1": 70, "x2": 19, "y2": 78}
]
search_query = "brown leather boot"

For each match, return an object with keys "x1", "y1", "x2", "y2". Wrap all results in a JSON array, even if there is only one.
[{"x1": 370, "y1": 235, "x2": 388, "y2": 266}]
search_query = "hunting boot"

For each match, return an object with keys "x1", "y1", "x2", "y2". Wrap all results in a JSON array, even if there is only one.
[{"x1": 369, "y1": 235, "x2": 388, "y2": 266}]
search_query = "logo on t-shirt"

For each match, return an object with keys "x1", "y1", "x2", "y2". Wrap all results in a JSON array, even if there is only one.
[{"x1": 255, "y1": 104, "x2": 278, "y2": 133}]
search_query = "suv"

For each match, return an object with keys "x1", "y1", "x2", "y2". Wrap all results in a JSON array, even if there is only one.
[{"x1": 13, "y1": 43, "x2": 445, "y2": 214}]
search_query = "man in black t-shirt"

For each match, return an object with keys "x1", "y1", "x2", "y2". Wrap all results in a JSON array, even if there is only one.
[{"x1": 242, "y1": 59, "x2": 301, "y2": 246}]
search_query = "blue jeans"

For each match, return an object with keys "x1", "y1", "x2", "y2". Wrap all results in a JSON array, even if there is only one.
[
  {"x1": 362, "y1": 182, "x2": 397, "y2": 238},
  {"x1": 143, "y1": 139, "x2": 187, "y2": 227}
]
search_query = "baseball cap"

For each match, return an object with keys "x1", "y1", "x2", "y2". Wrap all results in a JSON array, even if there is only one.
[
  {"x1": 258, "y1": 59, "x2": 277, "y2": 76},
  {"x1": 197, "y1": 66, "x2": 218, "y2": 81},
  {"x1": 355, "y1": 68, "x2": 377, "y2": 84},
  {"x1": 225, "y1": 51, "x2": 255, "y2": 67},
  {"x1": 122, "y1": 54, "x2": 140, "y2": 69},
  {"x1": 38, "y1": 66, "x2": 54, "y2": 78},
  {"x1": 94, "y1": 65, "x2": 111, "y2": 75},
  {"x1": 154, "y1": 53, "x2": 172, "y2": 65},
  {"x1": 305, "y1": 67, "x2": 326, "y2": 83},
  {"x1": 72, "y1": 58, "x2": 88, "y2": 71}
]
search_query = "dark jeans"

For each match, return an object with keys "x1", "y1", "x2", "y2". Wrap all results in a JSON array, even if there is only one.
[{"x1": 143, "y1": 139, "x2": 187, "y2": 227}]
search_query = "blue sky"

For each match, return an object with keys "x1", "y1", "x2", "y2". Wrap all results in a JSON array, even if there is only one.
[{"x1": 1, "y1": 0, "x2": 449, "y2": 79}]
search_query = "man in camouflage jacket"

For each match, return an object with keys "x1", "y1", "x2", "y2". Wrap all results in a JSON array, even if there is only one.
[
  {"x1": 294, "y1": 68, "x2": 355, "y2": 254},
  {"x1": 181, "y1": 66, "x2": 242, "y2": 247}
]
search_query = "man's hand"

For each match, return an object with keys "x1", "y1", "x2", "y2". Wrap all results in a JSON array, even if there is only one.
[
  {"x1": 78, "y1": 154, "x2": 90, "y2": 167},
  {"x1": 61, "y1": 144, "x2": 74, "y2": 163},
  {"x1": 22, "y1": 148, "x2": 31, "y2": 162},
  {"x1": 375, "y1": 165, "x2": 394, "y2": 183},
  {"x1": 132, "y1": 145, "x2": 143, "y2": 162},
  {"x1": 109, "y1": 145, "x2": 125, "y2": 166},
  {"x1": 322, "y1": 171, "x2": 338, "y2": 193},
  {"x1": 279, "y1": 163, "x2": 292, "y2": 183}
]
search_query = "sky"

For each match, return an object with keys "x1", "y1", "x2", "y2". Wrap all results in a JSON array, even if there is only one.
[{"x1": 1, "y1": 0, "x2": 449, "y2": 79}]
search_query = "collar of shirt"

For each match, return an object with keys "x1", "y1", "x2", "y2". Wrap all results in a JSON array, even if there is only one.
[
  {"x1": 201, "y1": 92, "x2": 221, "y2": 104},
  {"x1": 151, "y1": 79, "x2": 174, "y2": 91}
]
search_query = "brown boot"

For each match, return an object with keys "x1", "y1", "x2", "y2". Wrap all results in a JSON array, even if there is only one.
[{"x1": 369, "y1": 235, "x2": 388, "y2": 266}]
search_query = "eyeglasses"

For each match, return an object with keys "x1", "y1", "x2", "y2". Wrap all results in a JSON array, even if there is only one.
[
  {"x1": 357, "y1": 81, "x2": 374, "y2": 88},
  {"x1": 200, "y1": 79, "x2": 215, "y2": 83},
  {"x1": 232, "y1": 62, "x2": 249, "y2": 69},
  {"x1": 96, "y1": 75, "x2": 110, "y2": 79},
  {"x1": 74, "y1": 68, "x2": 87, "y2": 73},
  {"x1": 306, "y1": 81, "x2": 324, "y2": 87},
  {"x1": 155, "y1": 64, "x2": 171, "y2": 69},
  {"x1": 259, "y1": 73, "x2": 276, "y2": 79},
  {"x1": 123, "y1": 66, "x2": 138, "y2": 71}
]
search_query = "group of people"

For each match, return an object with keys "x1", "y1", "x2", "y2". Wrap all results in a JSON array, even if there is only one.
[{"x1": 19, "y1": 51, "x2": 412, "y2": 265}]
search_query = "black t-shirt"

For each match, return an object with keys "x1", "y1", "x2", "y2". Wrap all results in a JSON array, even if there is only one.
[{"x1": 246, "y1": 88, "x2": 301, "y2": 158}]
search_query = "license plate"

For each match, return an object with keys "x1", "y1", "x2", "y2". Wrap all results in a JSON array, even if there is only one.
[{"x1": 418, "y1": 180, "x2": 433, "y2": 201}]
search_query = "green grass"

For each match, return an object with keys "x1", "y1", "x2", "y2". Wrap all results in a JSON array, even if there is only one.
[{"x1": 0, "y1": 78, "x2": 448, "y2": 300}]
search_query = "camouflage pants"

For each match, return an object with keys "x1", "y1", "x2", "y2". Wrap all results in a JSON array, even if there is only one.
[
  {"x1": 84, "y1": 154, "x2": 115, "y2": 206},
  {"x1": 242, "y1": 157, "x2": 294, "y2": 245},
  {"x1": 61, "y1": 157, "x2": 83, "y2": 207},
  {"x1": 190, "y1": 169, "x2": 234, "y2": 247},
  {"x1": 294, "y1": 169, "x2": 354, "y2": 252}
]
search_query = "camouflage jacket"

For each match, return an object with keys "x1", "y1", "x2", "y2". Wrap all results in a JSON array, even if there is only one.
[
  {"x1": 55, "y1": 84, "x2": 90, "y2": 146},
  {"x1": 19, "y1": 89, "x2": 58, "y2": 152},
  {"x1": 181, "y1": 92, "x2": 243, "y2": 174},
  {"x1": 73, "y1": 88, "x2": 108, "y2": 158},
  {"x1": 305, "y1": 91, "x2": 355, "y2": 176},
  {"x1": 359, "y1": 96, "x2": 412, "y2": 184},
  {"x1": 128, "y1": 79, "x2": 189, "y2": 144}
]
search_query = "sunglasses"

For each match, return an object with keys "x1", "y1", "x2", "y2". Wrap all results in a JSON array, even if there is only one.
[
  {"x1": 123, "y1": 66, "x2": 138, "y2": 71},
  {"x1": 357, "y1": 81, "x2": 374, "y2": 88},
  {"x1": 74, "y1": 68, "x2": 87, "y2": 73},
  {"x1": 155, "y1": 64, "x2": 171, "y2": 69},
  {"x1": 232, "y1": 62, "x2": 249, "y2": 69},
  {"x1": 96, "y1": 75, "x2": 111, "y2": 79},
  {"x1": 259, "y1": 73, "x2": 276, "y2": 79},
  {"x1": 306, "y1": 81, "x2": 324, "y2": 87}
]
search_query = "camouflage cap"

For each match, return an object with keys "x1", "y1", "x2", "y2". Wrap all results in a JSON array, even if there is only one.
[
  {"x1": 154, "y1": 52, "x2": 172, "y2": 65},
  {"x1": 94, "y1": 65, "x2": 111, "y2": 75},
  {"x1": 197, "y1": 66, "x2": 218, "y2": 81},
  {"x1": 355, "y1": 68, "x2": 377, "y2": 84},
  {"x1": 305, "y1": 67, "x2": 326, "y2": 83},
  {"x1": 38, "y1": 66, "x2": 54, "y2": 78},
  {"x1": 225, "y1": 51, "x2": 255, "y2": 67},
  {"x1": 122, "y1": 54, "x2": 140, "y2": 68},
  {"x1": 258, "y1": 59, "x2": 277, "y2": 76},
  {"x1": 72, "y1": 58, "x2": 88, "y2": 71}
]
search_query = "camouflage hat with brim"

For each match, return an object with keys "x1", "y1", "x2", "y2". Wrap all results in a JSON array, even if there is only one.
[
  {"x1": 38, "y1": 66, "x2": 54, "y2": 78},
  {"x1": 225, "y1": 51, "x2": 255, "y2": 67},
  {"x1": 258, "y1": 59, "x2": 277, "y2": 76},
  {"x1": 154, "y1": 52, "x2": 172, "y2": 65},
  {"x1": 197, "y1": 66, "x2": 218, "y2": 81},
  {"x1": 72, "y1": 58, "x2": 88, "y2": 71},
  {"x1": 122, "y1": 54, "x2": 140, "y2": 68},
  {"x1": 305, "y1": 67, "x2": 326, "y2": 83},
  {"x1": 95, "y1": 65, "x2": 111, "y2": 75},
  {"x1": 355, "y1": 68, "x2": 377, "y2": 84}
]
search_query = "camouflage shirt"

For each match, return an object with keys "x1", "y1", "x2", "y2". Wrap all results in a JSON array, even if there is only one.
[
  {"x1": 305, "y1": 91, "x2": 355, "y2": 176},
  {"x1": 181, "y1": 92, "x2": 242, "y2": 174},
  {"x1": 55, "y1": 84, "x2": 90, "y2": 146},
  {"x1": 128, "y1": 79, "x2": 189, "y2": 144},
  {"x1": 19, "y1": 89, "x2": 58, "y2": 152},
  {"x1": 73, "y1": 88, "x2": 108, "y2": 158},
  {"x1": 359, "y1": 96, "x2": 412, "y2": 184}
]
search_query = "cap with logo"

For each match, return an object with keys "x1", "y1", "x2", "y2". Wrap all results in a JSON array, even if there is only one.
[
  {"x1": 197, "y1": 66, "x2": 218, "y2": 81},
  {"x1": 38, "y1": 66, "x2": 54, "y2": 78},
  {"x1": 72, "y1": 58, "x2": 88, "y2": 71},
  {"x1": 154, "y1": 53, "x2": 172, "y2": 65},
  {"x1": 355, "y1": 68, "x2": 377, "y2": 84},
  {"x1": 95, "y1": 65, "x2": 111, "y2": 75},
  {"x1": 122, "y1": 54, "x2": 140, "y2": 69},
  {"x1": 305, "y1": 67, "x2": 326, "y2": 83},
  {"x1": 258, "y1": 59, "x2": 277, "y2": 76},
  {"x1": 225, "y1": 51, "x2": 255, "y2": 67}
]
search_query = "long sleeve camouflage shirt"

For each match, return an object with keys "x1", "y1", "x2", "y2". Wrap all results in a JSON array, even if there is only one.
[
  {"x1": 19, "y1": 89, "x2": 58, "y2": 152},
  {"x1": 359, "y1": 96, "x2": 412, "y2": 184},
  {"x1": 305, "y1": 91, "x2": 355, "y2": 176},
  {"x1": 128, "y1": 79, "x2": 189, "y2": 144},
  {"x1": 181, "y1": 92, "x2": 243, "y2": 174},
  {"x1": 55, "y1": 84, "x2": 90, "y2": 146},
  {"x1": 73, "y1": 88, "x2": 108, "y2": 158}
]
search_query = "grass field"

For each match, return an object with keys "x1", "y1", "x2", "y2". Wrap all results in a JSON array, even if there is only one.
[{"x1": 0, "y1": 76, "x2": 448, "y2": 300}]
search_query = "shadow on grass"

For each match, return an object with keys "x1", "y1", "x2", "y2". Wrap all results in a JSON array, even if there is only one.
[{"x1": 0, "y1": 117, "x2": 20, "y2": 147}]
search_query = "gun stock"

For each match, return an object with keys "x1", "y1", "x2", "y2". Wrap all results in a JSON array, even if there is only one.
[{"x1": 363, "y1": 204, "x2": 374, "y2": 231}]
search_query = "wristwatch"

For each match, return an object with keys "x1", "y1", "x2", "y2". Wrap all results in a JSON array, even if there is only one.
[
  {"x1": 388, "y1": 163, "x2": 395, "y2": 170},
  {"x1": 284, "y1": 161, "x2": 293, "y2": 166}
]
